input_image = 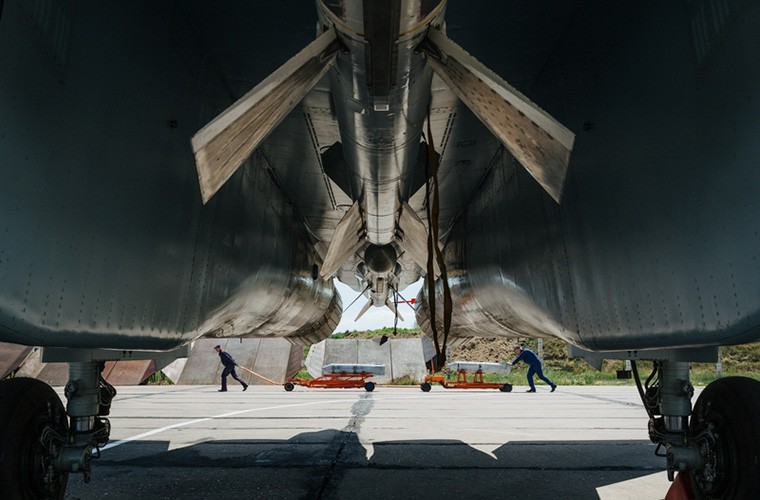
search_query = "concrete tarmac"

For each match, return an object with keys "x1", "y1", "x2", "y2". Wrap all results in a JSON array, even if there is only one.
[{"x1": 62, "y1": 384, "x2": 681, "y2": 500}]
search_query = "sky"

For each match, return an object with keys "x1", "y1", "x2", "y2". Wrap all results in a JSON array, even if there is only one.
[{"x1": 333, "y1": 279, "x2": 423, "y2": 333}]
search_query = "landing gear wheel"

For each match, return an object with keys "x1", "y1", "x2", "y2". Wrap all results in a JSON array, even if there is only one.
[
  {"x1": 688, "y1": 376, "x2": 760, "y2": 499},
  {"x1": 283, "y1": 382, "x2": 295, "y2": 392},
  {"x1": 0, "y1": 377, "x2": 69, "y2": 500},
  {"x1": 364, "y1": 381, "x2": 375, "y2": 392},
  {"x1": 420, "y1": 382, "x2": 431, "y2": 392},
  {"x1": 499, "y1": 383, "x2": 513, "y2": 392}
]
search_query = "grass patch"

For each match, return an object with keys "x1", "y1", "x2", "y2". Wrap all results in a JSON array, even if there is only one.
[
  {"x1": 142, "y1": 371, "x2": 174, "y2": 385},
  {"x1": 293, "y1": 369, "x2": 313, "y2": 380},
  {"x1": 387, "y1": 375, "x2": 419, "y2": 385},
  {"x1": 331, "y1": 327, "x2": 422, "y2": 339}
]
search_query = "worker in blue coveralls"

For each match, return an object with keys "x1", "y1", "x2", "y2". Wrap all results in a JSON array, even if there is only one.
[
  {"x1": 214, "y1": 345, "x2": 248, "y2": 392},
  {"x1": 509, "y1": 345, "x2": 557, "y2": 393}
]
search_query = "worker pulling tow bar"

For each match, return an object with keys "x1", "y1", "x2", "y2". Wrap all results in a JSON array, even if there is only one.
[
  {"x1": 421, "y1": 361, "x2": 512, "y2": 392},
  {"x1": 285, "y1": 364, "x2": 385, "y2": 392}
]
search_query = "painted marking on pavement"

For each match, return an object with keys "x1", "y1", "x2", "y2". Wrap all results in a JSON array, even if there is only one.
[{"x1": 101, "y1": 398, "x2": 347, "y2": 451}]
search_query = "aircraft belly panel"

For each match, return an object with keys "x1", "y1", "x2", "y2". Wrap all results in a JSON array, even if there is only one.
[
  {"x1": 0, "y1": 2, "x2": 339, "y2": 350},
  {"x1": 3, "y1": 0, "x2": 759, "y2": 354},
  {"x1": 420, "y1": 1, "x2": 760, "y2": 351}
]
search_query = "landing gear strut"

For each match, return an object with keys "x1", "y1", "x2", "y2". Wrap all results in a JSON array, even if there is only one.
[
  {"x1": 0, "y1": 361, "x2": 116, "y2": 498},
  {"x1": 634, "y1": 360, "x2": 760, "y2": 499},
  {"x1": 55, "y1": 361, "x2": 115, "y2": 481}
]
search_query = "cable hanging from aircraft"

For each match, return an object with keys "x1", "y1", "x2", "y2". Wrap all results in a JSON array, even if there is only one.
[{"x1": 424, "y1": 106, "x2": 453, "y2": 371}]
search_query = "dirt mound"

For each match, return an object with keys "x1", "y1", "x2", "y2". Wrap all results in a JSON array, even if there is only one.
[{"x1": 450, "y1": 338, "x2": 517, "y2": 363}]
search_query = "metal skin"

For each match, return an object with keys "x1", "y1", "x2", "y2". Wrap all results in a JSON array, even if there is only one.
[
  {"x1": 1, "y1": 0, "x2": 760, "y2": 495},
  {"x1": 314, "y1": 0, "x2": 446, "y2": 311},
  {"x1": 0, "y1": 1, "x2": 758, "y2": 361},
  {"x1": 0, "y1": 2, "x2": 340, "y2": 350},
  {"x1": 317, "y1": 0, "x2": 445, "y2": 246},
  {"x1": 417, "y1": 0, "x2": 760, "y2": 353}
]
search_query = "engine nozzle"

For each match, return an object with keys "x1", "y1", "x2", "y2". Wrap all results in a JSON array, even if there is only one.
[{"x1": 364, "y1": 244, "x2": 397, "y2": 274}]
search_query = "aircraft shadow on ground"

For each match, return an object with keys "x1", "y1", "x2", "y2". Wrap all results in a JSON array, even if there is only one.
[{"x1": 65, "y1": 429, "x2": 666, "y2": 499}]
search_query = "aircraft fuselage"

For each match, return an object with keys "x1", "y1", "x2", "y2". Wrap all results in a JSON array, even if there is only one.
[{"x1": 317, "y1": 0, "x2": 446, "y2": 245}]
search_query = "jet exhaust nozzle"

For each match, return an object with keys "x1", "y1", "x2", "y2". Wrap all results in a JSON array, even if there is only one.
[{"x1": 364, "y1": 244, "x2": 397, "y2": 274}]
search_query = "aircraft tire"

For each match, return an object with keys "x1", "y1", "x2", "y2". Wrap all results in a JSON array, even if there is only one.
[
  {"x1": 284, "y1": 382, "x2": 295, "y2": 392},
  {"x1": 688, "y1": 376, "x2": 760, "y2": 500},
  {"x1": 420, "y1": 382, "x2": 431, "y2": 392},
  {"x1": 364, "y1": 381, "x2": 375, "y2": 392},
  {"x1": 0, "y1": 377, "x2": 69, "y2": 500},
  {"x1": 499, "y1": 383, "x2": 512, "y2": 392}
]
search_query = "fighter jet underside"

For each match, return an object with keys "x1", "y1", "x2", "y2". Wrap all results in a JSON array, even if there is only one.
[{"x1": 1, "y1": 0, "x2": 759, "y2": 498}]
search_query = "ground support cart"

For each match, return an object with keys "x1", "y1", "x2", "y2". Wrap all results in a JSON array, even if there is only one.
[
  {"x1": 285, "y1": 363, "x2": 385, "y2": 392},
  {"x1": 421, "y1": 361, "x2": 512, "y2": 392}
]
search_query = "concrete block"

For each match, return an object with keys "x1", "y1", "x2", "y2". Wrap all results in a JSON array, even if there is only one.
[
  {"x1": 15, "y1": 349, "x2": 156, "y2": 386},
  {"x1": 177, "y1": 339, "x2": 226, "y2": 385},
  {"x1": 286, "y1": 344, "x2": 304, "y2": 380},
  {"x1": 0, "y1": 341, "x2": 32, "y2": 379},
  {"x1": 324, "y1": 338, "x2": 358, "y2": 366},
  {"x1": 102, "y1": 360, "x2": 156, "y2": 385},
  {"x1": 307, "y1": 338, "x2": 428, "y2": 383},
  {"x1": 390, "y1": 339, "x2": 427, "y2": 382},
  {"x1": 15, "y1": 347, "x2": 45, "y2": 379},
  {"x1": 251, "y1": 338, "x2": 300, "y2": 386},
  {"x1": 229, "y1": 338, "x2": 262, "y2": 385},
  {"x1": 357, "y1": 339, "x2": 392, "y2": 383},
  {"x1": 16, "y1": 347, "x2": 177, "y2": 386},
  {"x1": 35, "y1": 362, "x2": 70, "y2": 386},
  {"x1": 161, "y1": 358, "x2": 187, "y2": 384},
  {"x1": 177, "y1": 338, "x2": 300, "y2": 385},
  {"x1": 305, "y1": 340, "x2": 326, "y2": 379}
]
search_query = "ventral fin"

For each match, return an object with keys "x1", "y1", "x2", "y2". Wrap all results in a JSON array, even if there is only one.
[{"x1": 422, "y1": 28, "x2": 575, "y2": 203}]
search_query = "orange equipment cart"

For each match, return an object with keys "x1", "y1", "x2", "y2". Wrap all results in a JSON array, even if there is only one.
[
  {"x1": 421, "y1": 361, "x2": 512, "y2": 392},
  {"x1": 285, "y1": 363, "x2": 385, "y2": 392}
]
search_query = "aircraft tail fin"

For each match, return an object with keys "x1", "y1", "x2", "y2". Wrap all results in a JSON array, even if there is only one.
[
  {"x1": 191, "y1": 28, "x2": 341, "y2": 204},
  {"x1": 422, "y1": 28, "x2": 575, "y2": 203}
]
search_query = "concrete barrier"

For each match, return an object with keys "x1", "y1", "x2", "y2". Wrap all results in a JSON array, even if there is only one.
[
  {"x1": 177, "y1": 338, "x2": 302, "y2": 385},
  {"x1": 161, "y1": 358, "x2": 187, "y2": 384},
  {"x1": 305, "y1": 338, "x2": 431, "y2": 383},
  {"x1": 15, "y1": 349, "x2": 158, "y2": 386},
  {"x1": 101, "y1": 360, "x2": 156, "y2": 385},
  {"x1": 357, "y1": 339, "x2": 392, "y2": 383},
  {"x1": 34, "y1": 362, "x2": 70, "y2": 386},
  {"x1": 14, "y1": 348, "x2": 46, "y2": 379},
  {"x1": 0, "y1": 341, "x2": 32, "y2": 379},
  {"x1": 389, "y1": 339, "x2": 428, "y2": 382},
  {"x1": 304, "y1": 339, "x2": 325, "y2": 379},
  {"x1": 9, "y1": 338, "x2": 301, "y2": 386}
]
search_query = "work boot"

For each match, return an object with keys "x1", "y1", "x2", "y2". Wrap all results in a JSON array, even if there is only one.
[
  {"x1": 218, "y1": 389, "x2": 227, "y2": 392},
  {"x1": 526, "y1": 389, "x2": 536, "y2": 393},
  {"x1": 551, "y1": 384, "x2": 557, "y2": 392},
  {"x1": 242, "y1": 383, "x2": 248, "y2": 391}
]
